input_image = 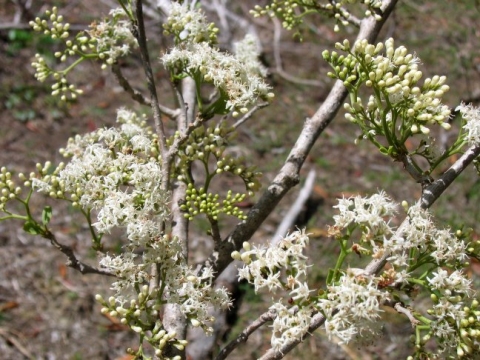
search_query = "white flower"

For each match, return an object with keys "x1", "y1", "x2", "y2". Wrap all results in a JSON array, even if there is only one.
[
  {"x1": 270, "y1": 302, "x2": 315, "y2": 352},
  {"x1": 88, "y1": 8, "x2": 138, "y2": 64},
  {"x1": 457, "y1": 103, "x2": 480, "y2": 146},
  {"x1": 234, "y1": 34, "x2": 268, "y2": 77},
  {"x1": 163, "y1": 2, "x2": 217, "y2": 45},
  {"x1": 427, "y1": 269, "x2": 473, "y2": 296},
  {"x1": 162, "y1": 42, "x2": 271, "y2": 112},
  {"x1": 332, "y1": 191, "x2": 396, "y2": 240},
  {"x1": 317, "y1": 271, "x2": 389, "y2": 344}
]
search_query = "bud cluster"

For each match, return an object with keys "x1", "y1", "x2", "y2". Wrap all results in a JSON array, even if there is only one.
[
  {"x1": 181, "y1": 186, "x2": 247, "y2": 221},
  {"x1": 0, "y1": 167, "x2": 23, "y2": 211},
  {"x1": 250, "y1": 0, "x2": 383, "y2": 32},
  {"x1": 323, "y1": 38, "x2": 451, "y2": 164},
  {"x1": 96, "y1": 288, "x2": 186, "y2": 360},
  {"x1": 29, "y1": 7, "x2": 137, "y2": 101},
  {"x1": 171, "y1": 123, "x2": 261, "y2": 221}
]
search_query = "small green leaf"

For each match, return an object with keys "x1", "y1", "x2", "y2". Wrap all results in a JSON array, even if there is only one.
[
  {"x1": 23, "y1": 221, "x2": 42, "y2": 235},
  {"x1": 42, "y1": 206, "x2": 52, "y2": 225}
]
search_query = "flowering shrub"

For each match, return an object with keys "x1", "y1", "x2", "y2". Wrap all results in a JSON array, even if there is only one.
[{"x1": 2, "y1": 1, "x2": 480, "y2": 359}]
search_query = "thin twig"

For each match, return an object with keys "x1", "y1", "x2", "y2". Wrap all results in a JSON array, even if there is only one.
[
  {"x1": 215, "y1": 309, "x2": 277, "y2": 360},
  {"x1": 44, "y1": 230, "x2": 115, "y2": 277},
  {"x1": 393, "y1": 302, "x2": 420, "y2": 327},
  {"x1": 111, "y1": 63, "x2": 151, "y2": 106},
  {"x1": 133, "y1": 0, "x2": 169, "y2": 176},
  {"x1": 233, "y1": 102, "x2": 269, "y2": 129}
]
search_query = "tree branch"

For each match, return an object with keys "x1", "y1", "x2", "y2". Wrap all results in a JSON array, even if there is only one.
[
  {"x1": 214, "y1": 309, "x2": 277, "y2": 360},
  {"x1": 133, "y1": 0, "x2": 169, "y2": 177},
  {"x1": 205, "y1": 0, "x2": 400, "y2": 282}
]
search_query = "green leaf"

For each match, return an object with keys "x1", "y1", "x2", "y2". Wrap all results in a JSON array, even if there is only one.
[
  {"x1": 42, "y1": 206, "x2": 52, "y2": 225},
  {"x1": 23, "y1": 221, "x2": 43, "y2": 235}
]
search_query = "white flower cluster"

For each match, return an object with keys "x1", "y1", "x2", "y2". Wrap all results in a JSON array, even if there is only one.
[
  {"x1": 234, "y1": 230, "x2": 314, "y2": 351},
  {"x1": 457, "y1": 103, "x2": 480, "y2": 146},
  {"x1": 88, "y1": 8, "x2": 138, "y2": 67},
  {"x1": 31, "y1": 107, "x2": 232, "y2": 340},
  {"x1": 161, "y1": 5, "x2": 273, "y2": 115},
  {"x1": 331, "y1": 193, "x2": 477, "y2": 357},
  {"x1": 235, "y1": 230, "x2": 311, "y2": 294},
  {"x1": 33, "y1": 108, "x2": 168, "y2": 245},
  {"x1": 162, "y1": 2, "x2": 218, "y2": 45},
  {"x1": 269, "y1": 302, "x2": 316, "y2": 352},
  {"x1": 318, "y1": 270, "x2": 390, "y2": 343},
  {"x1": 101, "y1": 235, "x2": 232, "y2": 333},
  {"x1": 332, "y1": 190, "x2": 397, "y2": 239},
  {"x1": 233, "y1": 34, "x2": 268, "y2": 78},
  {"x1": 384, "y1": 204, "x2": 468, "y2": 268}
]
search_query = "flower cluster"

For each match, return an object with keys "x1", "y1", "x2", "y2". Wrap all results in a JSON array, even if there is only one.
[
  {"x1": 457, "y1": 103, "x2": 480, "y2": 146},
  {"x1": 161, "y1": 5, "x2": 273, "y2": 116},
  {"x1": 162, "y1": 2, "x2": 218, "y2": 45},
  {"x1": 29, "y1": 7, "x2": 137, "y2": 101},
  {"x1": 235, "y1": 230, "x2": 315, "y2": 351},
  {"x1": 251, "y1": 0, "x2": 383, "y2": 32},
  {"x1": 330, "y1": 192, "x2": 477, "y2": 357},
  {"x1": 162, "y1": 41, "x2": 273, "y2": 115},
  {"x1": 330, "y1": 190, "x2": 397, "y2": 240},
  {"x1": 233, "y1": 34, "x2": 268, "y2": 78},
  {"x1": 87, "y1": 8, "x2": 138, "y2": 67},
  {"x1": 384, "y1": 204, "x2": 469, "y2": 268},
  {"x1": 32, "y1": 108, "x2": 168, "y2": 247},
  {"x1": 324, "y1": 38, "x2": 451, "y2": 142},
  {"x1": 171, "y1": 122, "x2": 261, "y2": 221},
  {"x1": 26, "y1": 108, "x2": 233, "y2": 356},
  {"x1": 318, "y1": 269, "x2": 390, "y2": 343},
  {"x1": 99, "y1": 235, "x2": 232, "y2": 335}
]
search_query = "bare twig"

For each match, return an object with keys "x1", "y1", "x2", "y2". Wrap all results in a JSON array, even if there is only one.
[
  {"x1": 0, "y1": 327, "x2": 34, "y2": 360},
  {"x1": 44, "y1": 230, "x2": 115, "y2": 277},
  {"x1": 111, "y1": 63, "x2": 152, "y2": 106},
  {"x1": 393, "y1": 302, "x2": 420, "y2": 327},
  {"x1": 133, "y1": 0, "x2": 168, "y2": 173},
  {"x1": 214, "y1": 309, "x2": 277, "y2": 360},
  {"x1": 162, "y1": 77, "x2": 197, "y2": 357},
  {"x1": 232, "y1": 102, "x2": 269, "y2": 129},
  {"x1": 271, "y1": 169, "x2": 316, "y2": 245}
]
